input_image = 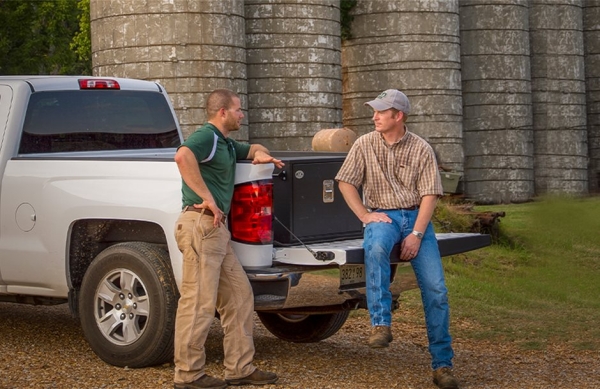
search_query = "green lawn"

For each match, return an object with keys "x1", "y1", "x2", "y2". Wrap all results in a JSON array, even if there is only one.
[{"x1": 429, "y1": 196, "x2": 600, "y2": 350}]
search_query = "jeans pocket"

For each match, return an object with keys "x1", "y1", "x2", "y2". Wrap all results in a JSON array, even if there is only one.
[
  {"x1": 195, "y1": 216, "x2": 219, "y2": 240},
  {"x1": 175, "y1": 215, "x2": 198, "y2": 253}
]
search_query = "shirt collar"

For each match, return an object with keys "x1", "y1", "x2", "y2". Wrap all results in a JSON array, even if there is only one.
[
  {"x1": 377, "y1": 125, "x2": 411, "y2": 146},
  {"x1": 205, "y1": 122, "x2": 227, "y2": 141}
]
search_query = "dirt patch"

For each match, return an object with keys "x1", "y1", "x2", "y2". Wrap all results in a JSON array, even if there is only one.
[{"x1": 1, "y1": 302, "x2": 598, "y2": 389}]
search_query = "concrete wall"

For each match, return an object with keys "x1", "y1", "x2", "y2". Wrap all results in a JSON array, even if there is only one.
[
  {"x1": 459, "y1": 0, "x2": 535, "y2": 204},
  {"x1": 245, "y1": 0, "x2": 342, "y2": 150},
  {"x1": 585, "y1": 0, "x2": 600, "y2": 193},
  {"x1": 89, "y1": 0, "x2": 600, "y2": 202},
  {"x1": 530, "y1": 0, "x2": 588, "y2": 195},
  {"x1": 342, "y1": 0, "x2": 464, "y2": 173},
  {"x1": 90, "y1": 0, "x2": 248, "y2": 140}
]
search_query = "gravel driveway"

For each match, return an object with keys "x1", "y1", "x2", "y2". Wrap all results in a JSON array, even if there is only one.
[{"x1": 1, "y1": 302, "x2": 598, "y2": 389}]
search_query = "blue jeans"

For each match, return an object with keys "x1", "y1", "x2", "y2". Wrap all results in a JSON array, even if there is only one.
[{"x1": 363, "y1": 208, "x2": 454, "y2": 370}]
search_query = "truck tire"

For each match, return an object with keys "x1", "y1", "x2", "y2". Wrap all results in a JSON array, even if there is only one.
[
  {"x1": 78, "y1": 242, "x2": 178, "y2": 368},
  {"x1": 257, "y1": 311, "x2": 350, "y2": 343}
]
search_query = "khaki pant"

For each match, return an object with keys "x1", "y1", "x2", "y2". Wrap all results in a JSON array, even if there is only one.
[{"x1": 173, "y1": 211, "x2": 256, "y2": 384}]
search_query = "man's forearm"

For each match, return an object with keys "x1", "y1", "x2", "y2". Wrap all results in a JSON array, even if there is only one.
[
  {"x1": 414, "y1": 195, "x2": 438, "y2": 232},
  {"x1": 338, "y1": 181, "x2": 369, "y2": 221},
  {"x1": 175, "y1": 147, "x2": 216, "y2": 207},
  {"x1": 248, "y1": 144, "x2": 270, "y2": 159}
]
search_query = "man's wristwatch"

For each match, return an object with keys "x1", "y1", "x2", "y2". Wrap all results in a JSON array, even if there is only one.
[{"x1": 411, "y1": 230, "x2": 424, "y2": 239}]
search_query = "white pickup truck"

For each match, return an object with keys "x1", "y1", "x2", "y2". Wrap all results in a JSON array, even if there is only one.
[{"x1": 0, "y1": 76, "x2": 491, "y2": 368}]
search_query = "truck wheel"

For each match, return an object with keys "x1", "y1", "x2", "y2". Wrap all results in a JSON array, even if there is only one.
[
  {"x1": 78, "y1": 242, "x2": 178, "y2": 368},
  {"x1": 257, "y1": 311, "x2": 350, "y2": 343}
]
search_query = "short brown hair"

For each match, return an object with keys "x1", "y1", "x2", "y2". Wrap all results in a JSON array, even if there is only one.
[
  {"x1": 389, "y1": 108, "x2": 408, "y2": 123},
  {"x1": 206, "y1": 89, "x2": 239, "y2": 119}
]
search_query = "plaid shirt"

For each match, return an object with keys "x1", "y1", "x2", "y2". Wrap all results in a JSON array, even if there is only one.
[{"x1": 335, "y1": 128, "x2": 443, "y2": 209}]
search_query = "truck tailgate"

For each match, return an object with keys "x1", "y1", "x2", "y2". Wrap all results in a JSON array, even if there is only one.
[{"x1": 273, "y1": 232, "x2": 492, "y2": 266}]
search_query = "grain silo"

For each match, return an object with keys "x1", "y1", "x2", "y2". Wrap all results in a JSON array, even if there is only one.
[
  {"x1": 584, "y1": 1, "x2": 600, "y2": 193},
  {"x1": 459, "y1": 0, "x2": 534, "y2": 203},
  {"x1": 90, "y1": 0, "x2": 248, "y2": 140},
  {"x1": 530, "y1": 0, "x2": 588, "y2": 195},
  {"x1": 342, "y1": 0, "x2": 464, "y2": 173},
  {"x1": 244, "y1": 0, "x2": 343, "y2": 150}
]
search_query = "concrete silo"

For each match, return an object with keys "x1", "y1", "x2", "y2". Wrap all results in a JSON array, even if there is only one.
[
  {"x1": 90, "y1": 0, "x2": 248, "y2": 139},
  {"x1": 530, "y1": 0, "x2": 588, "y2": 195},
  {"x1": 342, "y1": 0, "x2": 465, "y2": 173},
  {"x1": 584, "y1": 0, "x2": 600, "y2": 193},
  {"x1": 459, "y1": 0, "x2": 534, "y2": 203},
  {"x1": 244, "y1": 0, "x2": 343, "y2": 150}
]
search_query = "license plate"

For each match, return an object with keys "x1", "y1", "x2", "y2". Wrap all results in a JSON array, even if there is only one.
[{"x1": 340, "y1": 264, "x2": 365, "y2": 287}]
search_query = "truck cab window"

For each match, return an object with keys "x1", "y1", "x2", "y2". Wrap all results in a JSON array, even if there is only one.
[{"x1": 19, "y1": 90, "x2": 180, "y2": 154}]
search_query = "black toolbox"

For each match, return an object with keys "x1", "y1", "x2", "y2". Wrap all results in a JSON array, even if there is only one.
[{"x1": 270, "y1": 151, "x2": 364, "y2": 245}]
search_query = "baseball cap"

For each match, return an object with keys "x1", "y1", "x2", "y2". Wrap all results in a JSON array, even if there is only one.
[{"x1": 364, "y1": 89, "x2": 411, "y2": 114}]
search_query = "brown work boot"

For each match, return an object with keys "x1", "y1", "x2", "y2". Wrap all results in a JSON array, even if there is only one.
[
  {"x1": 225, "y1": 369, "x2": 278, "y2": 386},
  {"x1": 368, "y1": 325, "x2": 393, "y2": 348},
  {"x1": 174, "y1": 374, "x2": 227, "y2": 389},
  {"x1": 433, "y1": 367, "x2": 460, "y2": 389}
]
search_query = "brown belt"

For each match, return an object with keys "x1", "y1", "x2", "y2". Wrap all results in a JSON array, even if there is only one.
[
  {"x1": 400, "y1": 205, "x2": 419, "y2": 211},
  {"x1": 372, "y1": 205, "x2": 419, "y2": 212},
  {"x1": 183, "y1": 206, "x2": 226, "y2": 223}
]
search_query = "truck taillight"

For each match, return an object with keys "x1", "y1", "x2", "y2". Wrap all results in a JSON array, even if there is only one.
[
  {"x1": 230, "y1": 180, "x2": 273, "y2": 244},
  {"x1": 78, "y1": 79, "x2": 120, "y2": 90}
]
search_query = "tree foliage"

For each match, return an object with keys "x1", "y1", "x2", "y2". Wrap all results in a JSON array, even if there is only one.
[
  {"x1": 0, "y1": 0, "x2": 91, "y2": 75},
  {"x1": 71, "y1": 0, "x2": 91, "y2": 69},
  {"x1": 340, "y1": 0, "x2": 356, "y2": 41}
]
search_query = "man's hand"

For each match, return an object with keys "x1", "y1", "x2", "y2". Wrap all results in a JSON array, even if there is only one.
[
  {"x1": 252, "y1": 150, "x2": 285, "y2": 169},
  {"x1": 361, "y1": 211, "x2": 392, "y2": 224},
  {"x1": 192, "y1": 200, "x2": 224, "y2": 227},
  {"x1": 400, "y1": 234, "x2": 421, "y2": 261}
]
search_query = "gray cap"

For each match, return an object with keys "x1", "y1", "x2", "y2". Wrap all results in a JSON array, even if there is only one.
[{"x1": 364, "y1": 89, "x2": 411, "y2": 114}]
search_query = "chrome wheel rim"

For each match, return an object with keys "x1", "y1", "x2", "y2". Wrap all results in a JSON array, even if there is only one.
[{"x1": 93, "y1": 268, "x2": 150, "y2": 345}]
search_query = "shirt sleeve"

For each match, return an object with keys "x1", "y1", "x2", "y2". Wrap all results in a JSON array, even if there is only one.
[
  {"x1": 335, "y1": 140, "x2": 365, "y2": 188},
  {"x1": 231, "y1": 138, "x2": 252, "y2": 160},
  {"x1": 180, "y1": 129, "x2": 213, "y2": 163},
  {"x1": 416, "y1": 146, "x2": 444, "y2": 197}
]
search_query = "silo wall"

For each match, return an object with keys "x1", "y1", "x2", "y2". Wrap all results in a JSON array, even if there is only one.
[
  {"x1": 245, "y1": 0, "x2": 342, "y2": 151},
  {"x1": 530, "y1": 0, "x2": 588, "y2": 195},
  {"x1": 90, "y1": 0, "x2": 248, "y2": 140},
  {"x1": 342, "y1": 0, "x2": 464, "y2": 172},
  {"x1": 585, "y1": 0, "x2": 600, "y2": 193},
  {"x1": 460, "y1": 0, "x2": 535, "y2": 203}
]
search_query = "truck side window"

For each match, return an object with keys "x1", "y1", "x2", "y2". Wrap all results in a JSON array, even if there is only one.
[{"x1": 19, "y1": 90, "x2": 180, "y2": 154}]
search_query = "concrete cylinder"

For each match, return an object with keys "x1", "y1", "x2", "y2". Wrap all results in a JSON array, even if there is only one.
[
  {"x1": 342, "y1": 0, "x2": 464, "y2": 172},
  {"x1": 311, "y1": 128, "x2": 357, "y2": 152},
  {"x1": 90, "y1": 0, "x2": 248, "y2": 140},
  {"x1": 584, "y1": 2, "x2": 600, "y2": 193},
  {"x1": 244, "y1": 0, "x2": 342, "y2": 151},
  {"x1": 530, "y1": 0, "x2": 588, "y2": 195},
  {"x1": 459, "y1": 0, "x2": 534, "y2": 203}
]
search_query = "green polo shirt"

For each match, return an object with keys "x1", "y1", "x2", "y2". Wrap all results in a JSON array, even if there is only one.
[{"x1": 179, "y1": 123, "x2": 251, "y2": 214}]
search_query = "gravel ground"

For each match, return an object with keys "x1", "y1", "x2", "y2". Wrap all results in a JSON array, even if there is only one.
[{"x1": 1, "y1": 302, "x2": 599, "y2": 389}]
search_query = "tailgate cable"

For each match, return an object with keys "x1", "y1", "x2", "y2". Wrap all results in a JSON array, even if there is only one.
[{"x1": 274, "y1": 216, "x2": 335, "y2": 261}]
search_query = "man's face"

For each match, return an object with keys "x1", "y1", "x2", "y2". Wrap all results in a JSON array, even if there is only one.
[
  {"x1": 372, "y1": 108, "x2": 401, "y2": 134},
  {"x1": 224, "y1": 97, "x2": 244, "y2": 132}
]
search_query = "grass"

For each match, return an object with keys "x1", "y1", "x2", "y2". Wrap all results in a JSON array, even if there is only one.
[
  {"x1": 339, "y1": 196, "x2": 600, "y2": 351},
  {"x1": 429, "y1": 196, "x2": 600, "y2": 351}
]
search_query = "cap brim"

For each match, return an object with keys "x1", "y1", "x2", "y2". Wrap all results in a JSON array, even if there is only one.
[{"x1": 365, "y1": 100, "x2": 392, "y2": 111}]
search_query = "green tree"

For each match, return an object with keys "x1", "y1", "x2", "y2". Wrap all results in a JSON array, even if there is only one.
[
  {"x1": 0, "y1": 0, "x2": 91, "y2": 75},
  {"x1": 71, "y1": 0, "x2": 91, "y2": 72},
  {"x1": 340, "y1": 0, "x2": 356, "y2": 40}
]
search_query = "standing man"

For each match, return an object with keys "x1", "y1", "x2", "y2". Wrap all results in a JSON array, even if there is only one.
[
  {"x1": 335, "y1": 89, "x2": 460, "y2": 389},
  {"x1": 173, "y1": 89, "x2": 283, "y2": 389}
]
